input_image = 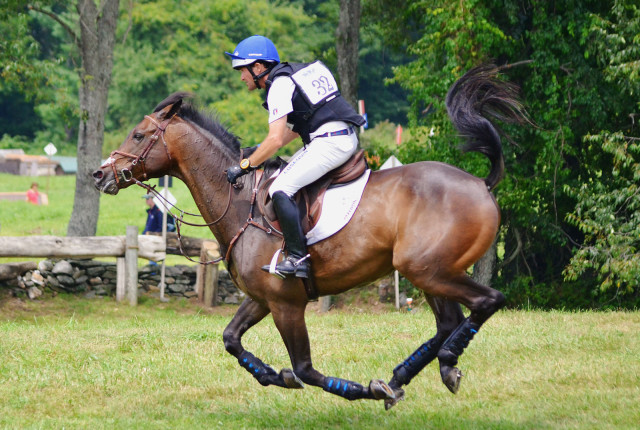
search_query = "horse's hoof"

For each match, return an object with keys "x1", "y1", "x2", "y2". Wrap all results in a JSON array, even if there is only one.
[
  {"x1": 280, "y1": 368, "x2": 304, "y2": 389},
  {"x1": 384, "y1": 387, "x2": 405, "y2": 410},
  {"x1": 369, "y1": 379, "x2": 395, "y2": 401},
  {"x1": 442, "y1": 367, "x2": 463, "y2": 394}
]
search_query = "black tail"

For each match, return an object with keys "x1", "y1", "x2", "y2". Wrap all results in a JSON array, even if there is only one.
[{"x1": 446, "y1": 64, "x2": 528, "y2": 190}]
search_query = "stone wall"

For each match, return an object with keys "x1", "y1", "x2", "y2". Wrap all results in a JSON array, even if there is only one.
[{"x1": 0, "y1": 259, "x2": 243, "y2": 304}]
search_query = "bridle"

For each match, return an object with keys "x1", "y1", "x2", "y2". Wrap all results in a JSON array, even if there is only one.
[
  {"x1": 103, "y1": 114, "x2": 281, "y2": 265},
  {"x1": 107, "y1": 114, "x2": 175, "y2": 185}
]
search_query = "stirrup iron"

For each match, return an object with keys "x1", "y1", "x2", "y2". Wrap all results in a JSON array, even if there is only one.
[
  {"x1": 263, "y1": 250, "x2": 311, "y2": 279},
  {"x1": 267, "y1": 249, "x2": 285, "y2": 279}
]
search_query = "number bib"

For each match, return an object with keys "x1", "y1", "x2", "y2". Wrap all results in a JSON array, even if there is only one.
[{"x1": 290, "y1": 61, "x2": 339, "y2": 106}]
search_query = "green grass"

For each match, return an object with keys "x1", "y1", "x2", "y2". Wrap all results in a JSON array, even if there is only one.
[
  {"x1": 0, "y1": 173, "x2": 211, "y2": 265},
  {"x1": 2, "y1": 173, "x2": 640, "y2": 428},
  {"x1": 1, "y1": 296, "x2": 639, "y2": 429}
]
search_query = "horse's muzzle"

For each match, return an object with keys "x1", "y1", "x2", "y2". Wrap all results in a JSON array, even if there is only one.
[{"x1": 92, "y1": 169, "x2": 119, "y2": 195}]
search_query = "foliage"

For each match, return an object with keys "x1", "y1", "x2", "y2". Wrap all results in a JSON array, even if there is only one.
[
  {"x1": 564, "y1": 133, "x2": 640, "y2": 300},
  {"x1": 359, "y1": 120, "x2": 403, "y2": 169},
  {"x1": 0, "y1": 3, "x2": 48, "y2": 95},
  {"x1": 0, "y1": 1, "x2": 77, "y2": 153},
  {"x1": 0, "y1": 134, "x2": 42, "y2": 154},
  {"x1": 104, "y1": 0, "x2": 320, "y2": 155},
  {"x1": 562, "y1": 0, "x2": 640, "y2": 301},
  {"x1": 364, "y1": 0, "x2": 640, "y2": 309},
  {"x1": 2, "y1": 0, "x2": 409, "y2": 158}
]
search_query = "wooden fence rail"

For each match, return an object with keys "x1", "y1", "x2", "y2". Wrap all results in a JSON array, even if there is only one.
[
  {"x1": 0, "y1": 228, "x2": 220, "y2": 306},
  {"x1": 0, "y1": 232, "x2": 165, "y2": 261}
]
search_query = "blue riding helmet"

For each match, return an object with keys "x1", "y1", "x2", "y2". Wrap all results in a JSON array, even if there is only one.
[{"x1": 225, "y1": 35, "x2": 280, "y2": 69}]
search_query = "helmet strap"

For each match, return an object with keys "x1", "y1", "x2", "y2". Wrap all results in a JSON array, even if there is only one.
[{"x1": 248, "y1": 63, "x2": 275, "y2": 90}]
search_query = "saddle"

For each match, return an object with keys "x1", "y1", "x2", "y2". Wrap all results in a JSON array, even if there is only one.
[{"x1": 256, "y1": 149, "x2": 368, "y2": 235}]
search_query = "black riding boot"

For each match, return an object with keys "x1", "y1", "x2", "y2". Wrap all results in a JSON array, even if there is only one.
[{"x1": 261, "y1": 191, "x2": 310, "y2": 279}]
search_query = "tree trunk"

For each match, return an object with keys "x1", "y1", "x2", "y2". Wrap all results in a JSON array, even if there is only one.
[
  {"x1": 336, "y1": 0, "x2": 361, "y2": 109},
  {"x1": 472, "y1": 238, "x2": 497, "y2": 286},
  {"x1": 67, "y1": 0, "x2": 120, "y2": 236}
]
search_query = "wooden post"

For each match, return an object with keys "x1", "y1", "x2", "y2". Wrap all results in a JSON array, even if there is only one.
[
  {"x1": 125, "y1": 226, "x2": 138, "y2": 306},
  {"x1": 394, "y1": 270, "x2": 400, "y2": 310},
  {"x1": 195, "y1": 241, "x2": 220, "y2": 307},
  {"x1": 203, "y1": 262, "x2": 219, "y2": 307},
  {"x1": 195, "y1": 245, "x2": 207, "y2": 301},
  {"x1": 319, "y1": 296, "x2": 331, "y2": 313},
  {"x1": 116, "y1": 257, "x2": 125, "y2": 302}
]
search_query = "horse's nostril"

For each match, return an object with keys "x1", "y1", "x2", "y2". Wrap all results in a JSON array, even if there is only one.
[{"x1": 93, "y1": 170, "x2": 103, "y2": 180}]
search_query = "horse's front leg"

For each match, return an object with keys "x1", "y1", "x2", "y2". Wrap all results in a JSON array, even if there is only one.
[
  {"x1": 223, "y1": 297, "x2": 303, "y2": 389},
  {"x1": 270, "y1": 301, "x2": 395, "y2": 402}
]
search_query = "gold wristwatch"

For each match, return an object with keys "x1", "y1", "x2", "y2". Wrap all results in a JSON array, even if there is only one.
[{"x1": 240, "y1": 158, "x2": 252, "y2": 170}]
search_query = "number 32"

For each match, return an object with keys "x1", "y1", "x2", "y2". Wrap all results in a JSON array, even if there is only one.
[{"x1": 312, "y1": 76, "x2": 334, "y2": 96}]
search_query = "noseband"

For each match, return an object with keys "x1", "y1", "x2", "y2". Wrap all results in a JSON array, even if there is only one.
[
  {"x1": 102, "y1": 115, "x2": 276, "y2": 266},
  {"x1": 106, "y1": 114, "x2": 175, "y2": 185}
]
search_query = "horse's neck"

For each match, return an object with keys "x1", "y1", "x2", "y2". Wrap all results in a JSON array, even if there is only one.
[{"x1": 172, "y1": 123, "x2": 246, "y2": 245}]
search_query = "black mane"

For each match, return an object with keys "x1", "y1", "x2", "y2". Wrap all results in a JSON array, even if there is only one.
[{"x1": 154, "y1": 92, "x2": 241, "y2": 155}]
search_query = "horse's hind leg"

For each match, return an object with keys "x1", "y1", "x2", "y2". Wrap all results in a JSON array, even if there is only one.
[
  {"x1": 270, "y1": 302, "x2": 396, "y2": 402},
  {"x1": 223, "y1": 297, "x2": 303, "y2": 389},
  {"x1": 433, "y1": 274, "x2": 505, "y2": 394},
  {"x1": 385, "y1": 296, "x2": 464, "y2": 410}
]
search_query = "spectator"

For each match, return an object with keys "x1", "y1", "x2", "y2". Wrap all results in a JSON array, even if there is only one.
[
  {"x1": 166, "y1": 212, "x2": 176, "y2": 232},
  {"x1": 26, "y1": 182, "x2": 40, "y2": 205},
  {"x1": 142, "y1": 194, "x2": 163, "y2": 234}
]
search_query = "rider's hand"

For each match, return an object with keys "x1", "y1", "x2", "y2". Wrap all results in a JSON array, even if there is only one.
[
  {"x1": 226, "y1": 165, "x2": 248, "y2": 184},
  {"x1": 226, "y1": 159, "x2": 254, "y2": 184}
]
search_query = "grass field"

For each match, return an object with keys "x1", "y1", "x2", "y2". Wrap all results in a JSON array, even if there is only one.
[
  {"x1": 1, "y1": 295, "x2": 639, "y2": 429},
  {"x1": 0, "y1": 172, "x2": 204, "y2": 237},
  {"x1": 2, "y1": 173, "x2": 640, "y2": 429},
  {"x1": 0, "y1": 172, "x2": 210, "y2": 265}
]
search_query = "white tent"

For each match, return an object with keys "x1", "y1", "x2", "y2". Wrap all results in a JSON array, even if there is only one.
[{"x1": 380, "y1": 155, "x2": 403, "y2": 170}]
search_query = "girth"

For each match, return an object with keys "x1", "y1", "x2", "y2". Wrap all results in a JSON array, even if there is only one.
[{"x1": 257, "y1": 149, "x2": 368, "y2": 235}]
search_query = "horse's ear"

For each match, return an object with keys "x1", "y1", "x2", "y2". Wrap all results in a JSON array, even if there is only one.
[{"x1": 159, "y1": 98, "x2": 182, "y2": 120}]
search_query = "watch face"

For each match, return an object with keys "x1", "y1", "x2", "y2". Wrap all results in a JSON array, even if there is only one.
[{"x1": 240, "y1": 159, "x2": 250, "y2": 169}]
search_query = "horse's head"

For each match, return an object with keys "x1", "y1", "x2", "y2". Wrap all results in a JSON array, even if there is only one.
[{"x1": 92, "y1": 95, "x2": 185, "y2": 195}]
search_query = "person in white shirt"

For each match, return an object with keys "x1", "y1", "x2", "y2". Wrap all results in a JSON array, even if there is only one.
[{"x1": 225, "y1": 35, "x2": 365, "y2": 279}]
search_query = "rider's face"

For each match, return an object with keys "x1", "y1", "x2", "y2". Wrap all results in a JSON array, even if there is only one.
[{"x1": 239, "y1": 63, "x2": 265, "y2": 91}]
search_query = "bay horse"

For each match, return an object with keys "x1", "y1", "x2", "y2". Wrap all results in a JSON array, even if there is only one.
[{"x1": 93, "y1": 64, "x2": 527, "y2": 409}]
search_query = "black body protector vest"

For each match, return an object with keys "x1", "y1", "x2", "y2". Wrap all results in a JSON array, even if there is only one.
[{"x1": 263, "y1": 61, "x2": 366, "y2": 144}]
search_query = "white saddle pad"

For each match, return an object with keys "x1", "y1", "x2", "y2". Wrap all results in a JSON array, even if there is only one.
[{"x1": 306, "y1": 169, "x2": 371, "y2": 245}]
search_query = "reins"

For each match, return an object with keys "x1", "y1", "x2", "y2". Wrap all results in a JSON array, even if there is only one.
[
  {"x1": 131, "y1": 145, "x2": 281, "y2": 265},
  {"x1": 104, "y1": 113, "x2": 282, "y2": 265}
]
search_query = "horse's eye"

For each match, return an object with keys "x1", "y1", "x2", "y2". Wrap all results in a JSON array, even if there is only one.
[{"x1": 133, "y1": 133, "x2": 144, "y2": 142}]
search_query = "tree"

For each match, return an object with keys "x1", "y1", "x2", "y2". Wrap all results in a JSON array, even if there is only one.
[
  {"x1": 364, "y1": 0, "x2": 511, "y2": 288},
  {"x1": 363, "y1": 0, "x2": 640, "y2": 308},
  {"x1": 0, "y1": 2, "x2": 57, "y2": 150},
  {"x1": 336, "y1": 0, "x2": 361, "y2": 108},
  {"x1": 24, "y1": 1, "x2": 120, "y2": 236},
  {"x1": 104, "y1": 0, "x2": 319, "y2": 154},
  {"x1": 563, "y1": 0, "x2": 640, "y2": 305},
  {"x1": 70, "y1": 0, "x2": 120, "y2": 236}
]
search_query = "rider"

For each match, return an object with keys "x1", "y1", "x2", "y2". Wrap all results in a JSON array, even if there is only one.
[{"x1": 225, "y1": 35, "x2": 365, "y2": 279}]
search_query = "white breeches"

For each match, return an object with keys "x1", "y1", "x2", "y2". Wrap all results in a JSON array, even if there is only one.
[{"x1": 269, "y1": 121, "x2": 358, "y2": 197}]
